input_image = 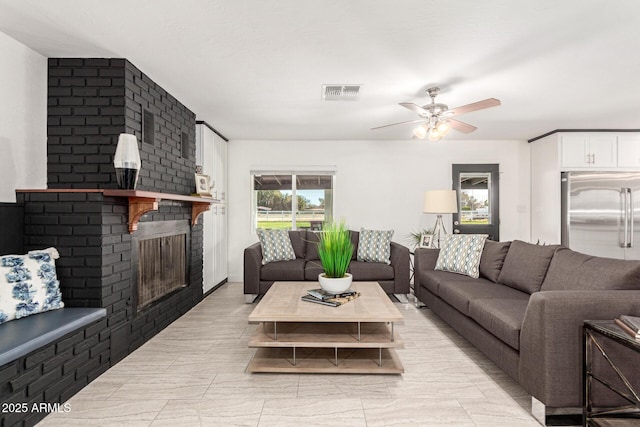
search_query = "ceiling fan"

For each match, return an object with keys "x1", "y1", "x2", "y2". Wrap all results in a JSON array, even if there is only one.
[{"x1": 372, "y1": 87, "x2": 501, "y2": 141}]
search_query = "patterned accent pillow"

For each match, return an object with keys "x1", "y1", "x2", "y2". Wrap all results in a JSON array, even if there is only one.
[
  {"x1": 435, "y1": 234, "x2": 489, "y2": 278},
  {"x1": 256, "y1": 229, "x2": 297, "y2": 265},
  {"x1": 0, "y1": 247, "x2": 64, "y2": 325},
  {"x1": 357, "y1": 228, "x2": 394, "y2": 264}
]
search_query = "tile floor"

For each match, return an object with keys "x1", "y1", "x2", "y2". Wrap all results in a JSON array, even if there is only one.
[{"x1": 37, "y1": 282, "x2": 543, "y2": 426}]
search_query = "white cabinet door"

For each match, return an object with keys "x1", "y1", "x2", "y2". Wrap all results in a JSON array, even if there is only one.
[
  {"x1": 561, "y1": 135, "x2": 617, "y2": 168},
  {"x1": 561, "y1": 136, "x2": 589, "y2": 168},
  {"x1": 531, "y1": 134, "x2": 562, "y2": 244},
  {"x1": 215, "y1": 205, "x2": 228, "y2": 284},
  {"x1": 202, "y1": 208, "x2": 216, "y2": 293},
  {"x1": 617, "y1": 135, "x2": 640, "y2": 168},
  {"x1": 213, "y1": 135, "x2": 227, "y2": 201},
  {"x1": 589, "y1": 136, "x2": 616, "y2": 167},
  {"x1": 196, "y1": 123, "x2": 228, "y2": 291}
]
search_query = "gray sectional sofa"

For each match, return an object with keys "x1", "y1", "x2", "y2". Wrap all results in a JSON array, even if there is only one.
[
  {"x1": 244, "y1": 230, "x2": 410, "y2": 300},
  {"x1": 414, "y1": 240, "x2": 640, "y2": 421}
]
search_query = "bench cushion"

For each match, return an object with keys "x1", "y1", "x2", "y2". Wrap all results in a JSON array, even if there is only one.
[{"x1": 0, "y1": 307, "x2": 106, "y2": 366}]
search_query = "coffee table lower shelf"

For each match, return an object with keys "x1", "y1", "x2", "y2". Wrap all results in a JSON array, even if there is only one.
[{"x1": 247, "y1": 347, "x2": 404, "y2": 374}]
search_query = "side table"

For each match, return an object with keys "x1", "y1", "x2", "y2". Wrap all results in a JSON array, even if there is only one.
[{"x1": 583, "y1": 320, "x2": 640, "y2": 426}]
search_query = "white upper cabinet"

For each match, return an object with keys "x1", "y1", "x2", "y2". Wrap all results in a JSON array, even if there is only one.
[
  {"x1": 617, "y1": 135, "x2": 640, "y2": 168},
  {"x1": 213, "y1": 135, "x2": 227, "y2": 201},
  {"x1": 561, "y1": 135, "x2": 616, "y2": 168}
]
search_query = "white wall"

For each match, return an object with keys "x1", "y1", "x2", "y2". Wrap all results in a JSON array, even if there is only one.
[
  {"x1": 227, "y1": 139, "x2": 531, "y2": 282},
  {"x1": 0, "y1": 31, "x2": 47, "y2": 202}
]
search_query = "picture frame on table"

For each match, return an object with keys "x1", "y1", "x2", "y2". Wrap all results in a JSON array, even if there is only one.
[
  {"x1": 419, "y1": 233, "x2": 434, "y2": 248},
  {"x1": 195, "y1": 173, "x2": 212, "y2": 197}
]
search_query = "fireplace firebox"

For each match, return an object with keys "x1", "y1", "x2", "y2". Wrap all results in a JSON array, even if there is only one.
[{"x1": 132, "y1": 220, "x2": 191, "y2": 313}]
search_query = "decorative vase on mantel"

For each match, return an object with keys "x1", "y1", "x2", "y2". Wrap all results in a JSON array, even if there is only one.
[
  {"x1": 113, "y1": 133, "x2": 141, "y2": 190},
  {"x1": 316, "y1": 220, "x2": 354, "y2": 295}
]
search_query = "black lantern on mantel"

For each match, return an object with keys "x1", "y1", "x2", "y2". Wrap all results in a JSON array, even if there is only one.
[{"x1": 113, "y1": 133, "x2": 141, "y2": 190}]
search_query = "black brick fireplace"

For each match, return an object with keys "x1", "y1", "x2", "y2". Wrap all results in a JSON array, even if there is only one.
[
  {"x1": 43, "y1": 57, "x2": 204, "y2": 360},
  {"x1": 1, "y1": 58, "x2": 206, "y2": 427},
  {"x1": 17, "y1": 190, "x2": 204, "y2": 362}
]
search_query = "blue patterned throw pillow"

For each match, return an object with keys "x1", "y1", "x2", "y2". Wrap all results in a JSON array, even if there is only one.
[
  {"x1": 435, "y1": 234, "x2": 489, "y2": 278},
  {"x1": 256, "y1": 229, "x2": 297, "y2": 265},
  {"x1": 357, "y1": 228, "x2": 394, "y2": 264},
  {"x1": 0, "y1": 247, "x2": 64, "y2": 324}
]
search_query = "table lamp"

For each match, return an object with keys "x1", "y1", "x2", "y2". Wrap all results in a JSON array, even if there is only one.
[{"x1": 423, "y1": 190, "x2": 458, "y2": 248}]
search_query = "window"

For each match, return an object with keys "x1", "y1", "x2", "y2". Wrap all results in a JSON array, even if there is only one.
[
  {"x1": 459, "y1": 172, "x2": 491, "y2": 225},
  {"x1": 252, "y1": 171, "x2": 334, "y2": 231}
]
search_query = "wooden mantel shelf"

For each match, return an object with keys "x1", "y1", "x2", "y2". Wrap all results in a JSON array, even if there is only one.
[{"x1": 17, "y1": 189, "x2": 219, "y2": 233}]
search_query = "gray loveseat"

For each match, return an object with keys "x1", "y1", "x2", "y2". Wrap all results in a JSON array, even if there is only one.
[
  {"x1": 244, "y1": 230, "x2": 410, "y2": 300},
  {"x1": 414, "y1": 240, "x2": 640, "y2": 421}
]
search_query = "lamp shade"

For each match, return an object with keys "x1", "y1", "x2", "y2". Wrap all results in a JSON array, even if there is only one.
[{"x1": 423, "y1": 190, "x2": 458, "y2": 214}]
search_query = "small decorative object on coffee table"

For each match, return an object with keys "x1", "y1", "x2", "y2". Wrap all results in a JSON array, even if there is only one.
[
  {"x1": 317, "y1": 220, "x2": 354, "y2": 294},
  {"x1": 247, "y1": 281, "x2": 404, "y2": 374}
]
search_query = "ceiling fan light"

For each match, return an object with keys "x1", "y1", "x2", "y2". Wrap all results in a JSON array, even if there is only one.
[
  {"x1": 428, "y1": 127, "x2": 443, "y2": 141},
  {"x1": 413, "y1": 124, "x2": 428, "y2": 139},
  {"x1": 436, "y1": 120, "x2": 451, "y2": 136}
]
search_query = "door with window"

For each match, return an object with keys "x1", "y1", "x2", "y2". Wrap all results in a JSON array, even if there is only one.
[{"x1": 452, "y1": 164, "x2": 500, "y2": 240}]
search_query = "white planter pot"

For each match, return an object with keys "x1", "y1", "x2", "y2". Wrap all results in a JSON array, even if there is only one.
[{"x1": 318, "y1": 273, "x2": 353, "y2": 294}]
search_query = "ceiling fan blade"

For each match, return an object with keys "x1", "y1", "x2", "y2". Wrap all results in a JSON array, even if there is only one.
[
  {"x1": 371, "y1": 118, "x2": 425, "y2": 130},
  {"x1": 399, "y1": 102, "x2": 428, "y2": 115},
  {"x1": 447, "y1": 98, "x2": 501, "y2": 116},
  {"x1": 449, "y1": 118, "x2": 477, "y2": 133}
]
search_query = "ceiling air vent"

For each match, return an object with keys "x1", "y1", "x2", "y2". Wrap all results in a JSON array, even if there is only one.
[{"x1": 321, "y1": 84, "x2": 361, "y2": 101}]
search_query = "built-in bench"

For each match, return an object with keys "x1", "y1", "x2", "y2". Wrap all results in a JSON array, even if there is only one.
[
  {"x1": 0, "y1": 307, "x2": 108, "y2": 427},
  {"x1": 0, "y1": 308, "x2": 106, "y2": 366}
]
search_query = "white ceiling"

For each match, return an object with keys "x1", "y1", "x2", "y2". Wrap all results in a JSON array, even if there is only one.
[{"x1": 1, "y1": 0, "x2": 639, "y2": 141}]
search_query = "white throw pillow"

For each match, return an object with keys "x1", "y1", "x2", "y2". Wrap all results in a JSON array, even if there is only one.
[
  {"x1": 357, "y1": 228, "x2": 394, "y2": 264},
  {"x1": 256, "y1": 229, "x2": 296, "y2": 265},
  {"x1": 0, "y1": 247, "x2": 64, "y2": 324},
  {"x1": 435, "y1": 234, "x2": 489, "y2": 278}
]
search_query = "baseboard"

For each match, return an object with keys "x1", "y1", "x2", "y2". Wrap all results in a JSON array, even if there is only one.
[{"x1": 228, "y1": 274, "x2": 243, "y2": 283}]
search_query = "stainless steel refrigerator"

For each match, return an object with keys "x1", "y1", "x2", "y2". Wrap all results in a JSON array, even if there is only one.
[{"x1": 561, "y1": 171, "x2": 640, "y2": 260}]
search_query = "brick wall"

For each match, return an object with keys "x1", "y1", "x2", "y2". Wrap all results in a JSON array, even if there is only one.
[
  {"x1": 0, "y1": 58, "x2": 203, "y2": 426},
  {"x1": 0, "y1": 318, "x2": 108, "y2": 427},
  {"x1": 4, "y1": 191, "x2": 204, "y2": 426},
  {"x1": 47, "y1": 59, "x2": 196, "y2": 194},
  {"x1": 124, "y1": 61, "x2": 196, "y2": 194},
  {"x1": 17, "y1": 191, "x2": 203, "y2": 349}
]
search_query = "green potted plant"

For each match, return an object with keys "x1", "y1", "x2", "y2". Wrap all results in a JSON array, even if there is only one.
[{"x1": 317, "y1": 220, "x2": 354, "y2": 294}]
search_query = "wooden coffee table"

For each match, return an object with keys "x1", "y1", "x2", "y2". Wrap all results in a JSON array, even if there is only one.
[{"x1": 246, "y1": 281, "x2": 404, "y2": 374}]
